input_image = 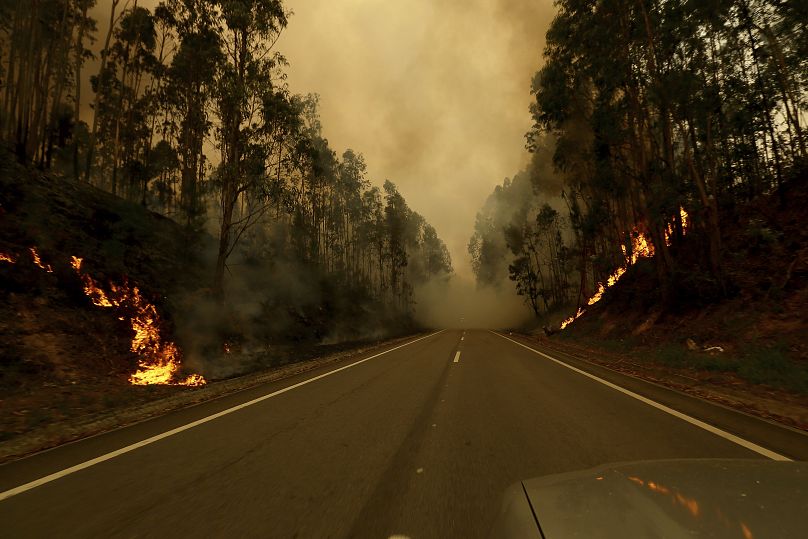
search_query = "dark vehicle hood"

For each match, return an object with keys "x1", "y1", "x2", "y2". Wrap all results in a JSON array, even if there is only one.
[{"x1": 494, "y1": 459, "x2": 807, "y2": 538}]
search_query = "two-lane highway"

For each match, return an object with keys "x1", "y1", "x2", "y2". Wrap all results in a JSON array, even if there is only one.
[{"x1": 1, "y1": 330, "x2": 806, "y2": 538}]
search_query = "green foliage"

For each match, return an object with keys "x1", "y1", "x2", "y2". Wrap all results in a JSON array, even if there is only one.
[
  {"x1": 517, "y1": 0, "x2": 808, "y2": 315},
  {"x1": 653, "y1": 341, "x2": 808, "y2": 394},
  {"x1": 738, "y1": 344, "x2": 808, "y2": 394},
  {"x1": 654, "y1": 344, "x2": 734, "y2": 372}
]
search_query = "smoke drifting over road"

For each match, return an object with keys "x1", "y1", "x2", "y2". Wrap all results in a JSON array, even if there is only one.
[{"x1": 414, "y1": 276, "x2": 532, "y2": 329}]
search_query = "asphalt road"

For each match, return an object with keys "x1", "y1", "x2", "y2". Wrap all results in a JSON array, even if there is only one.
[{"x1": 1, "y1": 330, "x2": 807, "y2": 538}]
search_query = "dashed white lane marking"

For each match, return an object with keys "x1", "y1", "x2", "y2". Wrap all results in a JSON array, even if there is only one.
[
  {"x1": 453, "y1": 351, "x2": 461, "y2": 363},
  {"x1": 0, "y1": 331, "x2": 446, "y2": 503},
  {"x1": 461, "y1": 336, "x2": 464, "y2": 341},
  {"x1": 492, "y1": 331, "x2": 791, "y2": 461}
]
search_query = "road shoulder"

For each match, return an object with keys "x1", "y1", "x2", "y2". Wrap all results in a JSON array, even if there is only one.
[
  {"x1": 495, "y1": 331, "x2": 808, "y2": 461},
  {"x1": 0, "y1": 333, "x2": 423, "y2": 464}
]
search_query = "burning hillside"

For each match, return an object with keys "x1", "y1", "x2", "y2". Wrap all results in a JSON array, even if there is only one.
[
  {"x1": 3, "y1": 249, "x2": 204, "y2": 386},
  {"x1": 560, "y1": 208, "x2": 689, "y2": 330}
]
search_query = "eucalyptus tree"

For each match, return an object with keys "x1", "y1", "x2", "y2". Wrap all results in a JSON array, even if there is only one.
[
  {"x1": 212, "y1": 0, "x2": 289, "y2": 297},
  {"x1": 0, "y1": 0, "x2": 95, "y2": 165},
  {"x1": 525, "y1": 0, "x2": 806, "y2": 312},
  {"x1": 161, "y1": 0, "x2": 221, "y2": 224},
  {"x1": 71, "y1": 0, "x2": 97, "y2": 181},
  {"x1": 84, "y1": 0, "x2": 126, "y2": 183},
  {"x1": 86, "y1": 3, "x2": 158, "y2": 197}
]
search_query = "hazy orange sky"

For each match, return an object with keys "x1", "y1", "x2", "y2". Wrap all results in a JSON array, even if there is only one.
[
  {"x1": 90, "y1": 0, "x2": 554, "y2": 278},
  {"x1": 277, "y1": 0, "x2": 553, "y2": 277}
]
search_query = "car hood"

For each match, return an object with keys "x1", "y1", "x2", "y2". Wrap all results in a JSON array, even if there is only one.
[{"x1": 498, "y1": 459, "x2": 807, "y2": 538}]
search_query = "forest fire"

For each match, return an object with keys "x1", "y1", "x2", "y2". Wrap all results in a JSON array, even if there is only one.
[
  {"x1": 29, "y1": 247, "x2": 53, "y2": 272},
  {"x1": 560, "y1": 307, "x2": 585, "y2": 330},
  {"x1": 560, "y1": 228, "x2": 658, "y2": 330},
  {"x1": 3, "y1": 248, "x2": 204, "y2": 386},
  {"x1": 665, "y1": 207, "x2": 690, "y2": 246},
  {"x1": 603, "y1": 229, "x2": 655, "y2": 301},
  {"x1": 70, "y1": 258, "x2": 205, "y2": 386},
  {"x1": 560, "y1": 208, "x2": 690, "y2": 330}
]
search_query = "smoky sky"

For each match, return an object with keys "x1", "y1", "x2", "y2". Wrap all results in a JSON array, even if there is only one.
[
  {"x1": 279, "y1": 0, "x2": 554, "y2": 278},
  {"x1": 89, "y1": 0, "x2": 555, "y2": 279}
]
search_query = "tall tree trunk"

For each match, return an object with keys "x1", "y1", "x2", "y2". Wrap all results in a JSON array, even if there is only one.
[
  {"x1": 85, "y1": 0, "x2": 121, "y2": 183},
  {"x1": 73, "y1": 2, "x2": 90, "y2": 182}
]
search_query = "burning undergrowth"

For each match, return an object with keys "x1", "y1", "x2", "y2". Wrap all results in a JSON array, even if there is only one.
[
  {"x1": 559, "y1": 208, "x2": 689, "y2": 330},
  {"x1": 1, "y1": 247, "x2": 204, "y2": 386}
]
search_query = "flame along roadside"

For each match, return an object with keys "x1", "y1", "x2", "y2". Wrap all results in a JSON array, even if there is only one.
[
  {"x1": 1, "y1": 247, "x2": 204, "y2": 386},
  {"x1": 560, "y1": 208, "x2": 689, "y2": 330}
]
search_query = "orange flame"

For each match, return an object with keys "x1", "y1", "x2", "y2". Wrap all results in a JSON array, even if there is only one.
[
  {"x1": 576, "y1": 229, "x2": 654, "y2": 316},
  {"x1": 71, "y1": 259, "x2": 205, "y2": 386},
  {"x1": 665, "y1": 207, "x2": 690, "y2": 246},
  {"x1": 30, "y1": 247, "x2": 53, "y2": 273},
  {"x1": 560, "y1": 307, "x2": 585, "y2": 329},
  {"x1": 561, "y1": 225, "x2": 663, "y2": 330},
  {"x1": 4, "y1": 248, "x2": 203, "y2": 385}
]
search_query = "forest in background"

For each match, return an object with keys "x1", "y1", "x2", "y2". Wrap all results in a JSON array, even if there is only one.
[
  {"x1": 0, "y1": 0, "x2": 453, "y2": 346},
  {"x1": 471, "y1": 0, "x2": 806, "y2": 323}
]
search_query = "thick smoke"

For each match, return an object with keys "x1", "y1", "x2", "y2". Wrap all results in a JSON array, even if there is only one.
[
  {"x1": 413, "y1": 275, "x2": 532, "y2": 329},
  {"x1": 461, "y1": 132, "x2": 571, "y2": 323},
  {"x1": 276, "y1": 0, "x2": 556, "y2": 278},
  {"x1": 85, "y1": 0, "x2": 560, "y2": 335},
  {"x1": 87, "y1": 0, "x2": 556, "y2": 277},
  {"x1": 173, "y1": 220, "x2": 413, "y2": 379}
]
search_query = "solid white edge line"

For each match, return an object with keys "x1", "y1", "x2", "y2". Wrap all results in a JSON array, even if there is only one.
[
  {"x1": 453, "y1": 351, "x2": 461, "y2": 363},
  {"x1": 0, "y1": 330, "x2": 445, "y2": 502},
  {"x1": 492, "y1": 331, "x2": 791, "y2": 462}
]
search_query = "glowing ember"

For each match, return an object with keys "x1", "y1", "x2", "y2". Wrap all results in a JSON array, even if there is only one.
[
  {"x1": 665, "y1": 206, "x2": 690, "y2": 246},
  {"x1": 71, "y1": 259, "x2": 205, "y2": 386},
  {"x1": 628, "y1": 230, "x2": 655, "y2": 263},
  {"x1": 30, "y1": 247, "x2": 53, "y2": 272},
  {"x1": 0, "y1": 252, "x2": 16, "y2": 263}
]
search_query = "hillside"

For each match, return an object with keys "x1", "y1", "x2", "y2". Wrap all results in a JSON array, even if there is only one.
[{"x1": 533, "y1": 174, "x2": 808, "y2": 428}]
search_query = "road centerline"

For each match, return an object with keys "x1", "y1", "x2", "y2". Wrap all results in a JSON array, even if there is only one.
[
  {"x1": 492, "y1": 331, "x2": 791, "y2": 461},
  {"x1": 0, "y1": 330, "x2": 445, "y2": 503},
  {"x1": 453, "y1": 351, "x2": 461, "y2": 363}
]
